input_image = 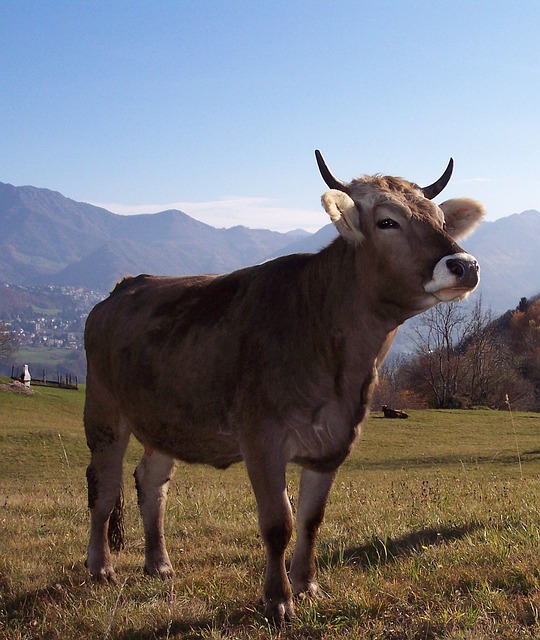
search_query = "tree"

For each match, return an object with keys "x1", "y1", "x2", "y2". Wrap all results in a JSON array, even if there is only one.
[
  {"x1": 0, "y1": 322, "x2": 16, "y2": 363},
  {"x1": 509, "y1": 298, "x2": 540, "y2": 408},
  {"x1": 406, "y1": 302, "x2": 471, "y2": 408},
  {"x1": 403, "y1": 297, "x2": 537, "y2": 410},
  {"x1": 458, "y1": 297, "x2": 503, "y2": 406},
  {"x1": 373, "y1": 354, "x2": 428, "y2": 410},
  {"x1": 510, "y1": 299, "x2": 540, "y2": 373}
]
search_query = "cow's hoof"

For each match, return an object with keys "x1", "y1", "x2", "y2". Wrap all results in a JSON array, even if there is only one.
[
  {"x1": 263, "y1": 599, "x2": 294, "y2": 626},
  {"x1": 88, "y1": 564, "x2": 118, "y2": 584},
  {"x1": 293, "y1": 580, "x2": 320, "y2": 599},
  {"x1": 144, "y1": 562, "x2": 175, "y2": 580}
]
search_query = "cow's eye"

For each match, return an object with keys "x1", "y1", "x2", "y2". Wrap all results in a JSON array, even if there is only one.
[{"x1": 377, "y1": 218, "x2": 400, "y2": 229}]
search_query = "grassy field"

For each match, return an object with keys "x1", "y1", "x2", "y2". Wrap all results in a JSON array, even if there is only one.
[
  {"x1": 15, "y1": 346, "x2": 75, "y2": 369},
  {"x1": 1, "y1": 381, "x2": 540, "y2": 639}
]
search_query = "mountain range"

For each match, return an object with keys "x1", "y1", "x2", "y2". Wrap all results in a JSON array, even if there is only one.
[
  {"x1": 0, "y1": 181, "x2": 307, "y2": 290},
  {"x1": 1, "y1": 180, "x2": 539, "y2": 313}
]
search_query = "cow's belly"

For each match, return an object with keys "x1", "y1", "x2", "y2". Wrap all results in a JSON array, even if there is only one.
[
  {"x1": 124, "y1": 413, "x2": 244, "y2": 470},
  {"x1": 120, "y1": 392, "x2": 366, "y2": 473}
]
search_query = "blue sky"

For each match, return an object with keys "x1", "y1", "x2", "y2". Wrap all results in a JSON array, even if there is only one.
[{"x1": 2, "y1": 1, "x2": 539, "y2": 231}]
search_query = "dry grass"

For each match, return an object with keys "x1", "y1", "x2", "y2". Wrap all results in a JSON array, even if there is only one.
[{"x1": 1, "y1": 381, "x2": 540, "y2": 638}]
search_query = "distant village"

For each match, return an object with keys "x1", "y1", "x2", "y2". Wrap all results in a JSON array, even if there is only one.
[{"x1": 0, "y1": 283, "x2": 105, "y2": 352}]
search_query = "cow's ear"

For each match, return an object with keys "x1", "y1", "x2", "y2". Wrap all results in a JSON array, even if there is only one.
[
  {"x1": 439, "y1": 198, "x2": 485, "y2": 241},
  {"x1": 321, "y1": 190, "x2": 364, "y2": 244}
]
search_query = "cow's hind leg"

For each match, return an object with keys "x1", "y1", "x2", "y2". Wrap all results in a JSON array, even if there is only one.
[
  {"x1": 85, "y1": 417, "x2": 130, "y2": 584},
  {"x1": 134, "y1": 447, "x2": 178, "y2": 579},
  {"x1": 290, "y1": 468, "x2": 336, "y2": 597}
]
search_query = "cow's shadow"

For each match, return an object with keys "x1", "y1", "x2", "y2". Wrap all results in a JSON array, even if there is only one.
[
  {"x1": 113, "y1": 523, "x2": 482, "y2": 637},
  {"x1": 319, "y1": 522, "x2": 481, "y2": 570},
  {"x1": 4, "y1": 523, "x2": 480, "y2": 638}
]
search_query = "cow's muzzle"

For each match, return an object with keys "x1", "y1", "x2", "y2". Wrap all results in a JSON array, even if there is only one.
[{"x1": 424, "y1": 252, "x2": 480, "y2": 302}]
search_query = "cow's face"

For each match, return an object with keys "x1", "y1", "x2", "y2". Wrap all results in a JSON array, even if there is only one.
[{"x1": 320, "y1": 166, "x2": 484, "y2": 315}]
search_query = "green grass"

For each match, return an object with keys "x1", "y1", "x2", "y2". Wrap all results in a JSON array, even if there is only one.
[
  {"x1": 1, "y1": 381, "x2": 540, "y2": 639},
  {"x1": 15, "y1": 346, "x2": 75, "y2": 369},
  {"x1": 31, "y1": 306, "x2": 62, "y2": 315}
]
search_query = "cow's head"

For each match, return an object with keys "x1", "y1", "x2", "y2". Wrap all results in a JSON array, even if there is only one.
[{"x1": 316, "y1": 150, "x2": 485, "y2": 315}]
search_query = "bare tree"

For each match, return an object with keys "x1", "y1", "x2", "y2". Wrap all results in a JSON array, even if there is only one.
[
  {"x1": 459, "y1": 296, "x2": 495, "y2": 404},
  {"x1": 406, "y1": 302, "x2": 470, "y2": 408},
  {"x1": 373, "y1": 354, "x2": 406, "y2": 408},
  {"x1": 0, "y1": 322, "x2": 16, "y2": 363},
  {"x1": 458, "y1": 296, "x2": 536, "y2": 408},
  {"x1": 404, "y1": 297, "x2": 536, "y2": 409}
]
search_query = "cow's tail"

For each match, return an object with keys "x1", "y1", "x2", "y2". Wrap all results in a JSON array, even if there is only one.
[{"x1": 108, "y1": 487, "x2": 125, "y2": 552}]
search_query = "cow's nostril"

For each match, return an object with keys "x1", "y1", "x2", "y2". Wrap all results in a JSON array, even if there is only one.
[{"x1": 446, "y1": 258, "x2": 465, "y2": 279}]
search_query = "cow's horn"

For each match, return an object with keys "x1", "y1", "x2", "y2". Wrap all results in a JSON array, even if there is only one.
[
  {"x1": 422, "y1": 158, "x2": 454, "y2": 200},
  {"x1": 315, "y1": 150, "x2": 349, "y2": 192}
]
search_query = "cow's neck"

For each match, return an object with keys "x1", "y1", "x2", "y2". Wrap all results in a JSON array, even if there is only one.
[
  {"x1": 306, "y1": 236, "x2": 404, "y2": 340},
  {"x1": 294, "y1": 239, "x2": 401, "y2": 406}
]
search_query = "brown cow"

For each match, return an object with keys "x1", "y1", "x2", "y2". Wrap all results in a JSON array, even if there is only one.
[
  {"x1": 382, "y1": 405, "x2": 409, "y2": 419},
  {"x1": 84, "y1": 151, "x2": 484, "y2": 623}
]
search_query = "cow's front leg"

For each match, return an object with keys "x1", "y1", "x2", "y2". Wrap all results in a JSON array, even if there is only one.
[
  {"x1": 244, "y1": 452, "x2": 294, "y2": 624},
  {"x1": 134, "y1": 447, "x2": 178, "y2": 579},
  {"x1": 290, "y1": 468, "x2": 336, "y2": 597}
]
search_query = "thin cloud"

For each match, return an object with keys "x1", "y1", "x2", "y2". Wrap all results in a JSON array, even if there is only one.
[
  {"x1": 460, "y1": 177, "x2": 495, "y2": 184},
  {"x1": 91, "y1": 196, "x2": 328, "y2": 233}
]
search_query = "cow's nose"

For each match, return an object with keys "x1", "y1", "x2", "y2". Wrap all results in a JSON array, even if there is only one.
[
  {"x1": 446, "y1": 258, "x2": 465, "y2": 278},
  {"x1": 446, "y1": 257, "x2": 479, "y2": 285}
]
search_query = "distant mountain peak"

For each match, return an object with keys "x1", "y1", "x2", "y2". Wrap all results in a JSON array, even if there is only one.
[
  {"x1": 1, "y1": 180, "x2": 538, "y2": 311},
  {"x1": 0, "y1": 181, "x2": 312, "y2": 291}
]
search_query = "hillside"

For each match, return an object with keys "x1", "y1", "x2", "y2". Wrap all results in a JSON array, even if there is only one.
[
  {"x1": 0, "y1": 182, "x2": 119, "y2": 284},
  {"x1": 0, "y1": 182, "x2": 303, "y2": 291},
  {"x1": 463, "y1": 210, "x2": 540, "y2": 312}
]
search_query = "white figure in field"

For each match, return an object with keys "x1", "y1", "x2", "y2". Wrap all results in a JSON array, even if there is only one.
[{"x1": 22, "y1": 364, "x2": 31, "y2": 387}]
